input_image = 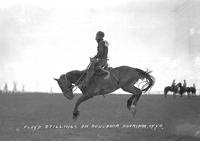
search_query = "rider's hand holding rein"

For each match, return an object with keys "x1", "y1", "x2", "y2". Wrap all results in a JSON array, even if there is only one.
[{"x1": 90, "y1": 57, "x2": 99, "y2": 62}]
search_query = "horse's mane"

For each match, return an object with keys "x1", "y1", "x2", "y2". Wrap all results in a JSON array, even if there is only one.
[{"x1": 66, "y1": 70, "x2": 86, "y2": 84}]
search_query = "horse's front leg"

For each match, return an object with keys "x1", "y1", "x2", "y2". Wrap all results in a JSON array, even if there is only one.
[
  {"x1": 131, "y1": 87, "x2": 142, "y2": 106},
  {"x1": 73, "y1": 94, "x2": 92, "y2": 121}
]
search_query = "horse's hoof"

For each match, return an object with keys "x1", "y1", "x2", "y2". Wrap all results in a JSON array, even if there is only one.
[
  {"x1": 130, "y1": 105, "x2": 136, "y2": 117},
  {"x1": 127, "y1": 105, "x2": 131, "y2": 110},
  {"x1": 127, "y1": 101, "x2": 132, "y2": 110},
  {"x1": 73, "y1": 111, "x2": 80, "y2": 121}
]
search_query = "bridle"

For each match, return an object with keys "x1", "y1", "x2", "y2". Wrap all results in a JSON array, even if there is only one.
[
  {"x1": 66, "y1": 61, "x2": 92, "y2": 92},
  {"x1": 63, "y1": 74, "x2": 75, "y2": 92},
  {"x1": 64, "y1": 72, "x2": 86, "y2": 92},
  {"x1": 62, "y1": 59, "x2": 105, "y2": 92}
]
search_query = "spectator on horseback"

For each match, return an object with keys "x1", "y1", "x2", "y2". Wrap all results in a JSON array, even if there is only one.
[
  {"x1": 171, "y1": 79, "x2": 176, "y2": 89},
  {"x1": 193, "y1": 83, "x2": 196, "y2": 88},
  {"x1": 183, "y1": 80, "x2": 187, "y2": 89},
  {"x1": 81, "y1": 31, "x2": 109, "y2": 88}
]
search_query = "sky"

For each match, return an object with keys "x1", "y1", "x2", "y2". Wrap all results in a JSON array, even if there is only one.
[{"x1": 0, "y1": 0, "x2": 200, "y2": 93}]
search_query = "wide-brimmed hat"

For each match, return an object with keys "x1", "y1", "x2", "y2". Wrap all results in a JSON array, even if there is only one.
[{"x1": 96, "y1": 31, "x2": 104, "y2": 39}]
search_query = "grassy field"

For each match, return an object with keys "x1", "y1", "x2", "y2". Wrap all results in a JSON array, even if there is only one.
[{"x1": 0, "y1": 93, "x2": 200, "y2": 141}]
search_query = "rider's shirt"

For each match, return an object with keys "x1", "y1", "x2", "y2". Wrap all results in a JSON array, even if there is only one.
[
  {"x1": 94, "y1": 40, "x2": 108, "y2": 59},
  {"x1": 183, "y1": 82, "x2": 186, "y2": 88}
]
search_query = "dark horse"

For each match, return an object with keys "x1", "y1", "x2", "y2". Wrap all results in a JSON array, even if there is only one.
[
  {"x1": 164, "y1": 83, "x2": 181, "y2": 97},
  {"x1": 181, "y1": 85, "x2": 196, "y2": 97},
  {"x1": 187, "y1": 86, "x2": 196, "y2": 96},
  {"x1": 54, "y1": 64, "x2": 155, "y2": 120}
]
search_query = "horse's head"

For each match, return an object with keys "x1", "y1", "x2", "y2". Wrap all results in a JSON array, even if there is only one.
[
  {"x1": 54, "y1": 74, "x2": 74, "y2": 100},
  {"x1": 176, "y1": 82, "x2": 182, "y2": 87}
]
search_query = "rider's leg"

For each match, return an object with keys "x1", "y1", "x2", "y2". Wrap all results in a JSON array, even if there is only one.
[
  {"x1": 95, "y1": 60, "x2": 108, "y2": 74},
  {"x1": 81, "y1": 62, "x2": 95, "y2": 87},
  {"x1": 95, "y1": 60, "x2": 111, "y2": 80}
]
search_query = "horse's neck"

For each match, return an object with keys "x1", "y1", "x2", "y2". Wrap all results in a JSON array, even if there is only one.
[{"x1": 66, "y1": 70, "x2": 85, "y2": 84}]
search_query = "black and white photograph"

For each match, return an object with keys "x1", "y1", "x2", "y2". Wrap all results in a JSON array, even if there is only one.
[{"x1": 0, "y1": 0, "x2": 200, "y2": 140}]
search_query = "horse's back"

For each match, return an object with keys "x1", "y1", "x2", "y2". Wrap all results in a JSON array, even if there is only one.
[
  {"x1": 112, "y1": 66, "x2": 139, "y2": 77},
  {"x1": 114, "y1": 65, "x2": 136, "y2": 72},
  {"x1": 164, "y1": 86, "x2": 171, "y2": 91},
  {"x1": 92, "y1": 65, "x2": 139, "y2": 87}
]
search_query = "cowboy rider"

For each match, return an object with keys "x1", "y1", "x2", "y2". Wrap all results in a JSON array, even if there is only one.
[
  {"x1": 183, "y1": 80, "x2": 187, "y2": 89},
  {"x1": 80, "y1": 31, "x2": 109, "y2": 88},
  {"x1": 171, "y1": 79, "x2": 176, "y2": 89}
]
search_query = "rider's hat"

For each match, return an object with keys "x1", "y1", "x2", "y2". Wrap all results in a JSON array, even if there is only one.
[{"x1": 96, "y1": 31, "x2": 104, "y2": 39}]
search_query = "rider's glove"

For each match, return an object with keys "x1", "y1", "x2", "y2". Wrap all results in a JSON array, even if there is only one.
[{"x1": 90, "y1": 57, "x2": 99, "y2": 62}]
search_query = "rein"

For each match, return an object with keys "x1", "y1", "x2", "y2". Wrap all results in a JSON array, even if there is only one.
[{"x1": 64, "y1": 74, "x2": 74, "y2": 91}]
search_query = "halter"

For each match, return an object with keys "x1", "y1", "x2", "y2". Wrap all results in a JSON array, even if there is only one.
[
  {"x1": 69, "y1": 61, "x2": 92, "y2": 92},
  {"x1": 64, "y1": 73, "x2": 83, "y2": 93},
  {"x1": 65, "y1": 71, "x2": 86, "y2": 93},
  {"x1": 64, "y1": 74, "x2": 74, "y2": 91}
]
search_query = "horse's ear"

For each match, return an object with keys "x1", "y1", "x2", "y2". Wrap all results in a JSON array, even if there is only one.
[{"x1": 54, "y1": 78, "x2": 59, "y2": 81}]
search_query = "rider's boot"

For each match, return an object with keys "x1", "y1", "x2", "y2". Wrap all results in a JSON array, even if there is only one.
[{"x1": 98, "y1": 67, "x2": 110, "y2": 79}]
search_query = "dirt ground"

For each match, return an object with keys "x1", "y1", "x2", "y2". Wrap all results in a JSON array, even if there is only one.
[{"x1": 0, "y1": 93, "x2": 200, "y2": 141}]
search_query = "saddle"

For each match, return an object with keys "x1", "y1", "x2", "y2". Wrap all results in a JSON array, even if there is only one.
[
  {"x1": 78, "y1": 60, "x2": 119, "y2": 88},
  {"x1": 95, "y1": 66, "x2": 119, "y2": 84}
]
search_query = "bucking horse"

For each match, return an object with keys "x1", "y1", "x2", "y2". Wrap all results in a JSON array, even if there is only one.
[{"x1": 54, "y1": 59, "x2": 155, "y2": 120}]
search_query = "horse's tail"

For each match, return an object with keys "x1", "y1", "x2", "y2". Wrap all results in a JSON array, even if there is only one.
[{"x1": 135, "y1": 68, "x2": 155, "y2": 93}]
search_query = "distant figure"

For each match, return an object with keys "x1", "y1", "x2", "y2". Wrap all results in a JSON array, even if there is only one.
[
  {"x1": 3, "y1": 83, "x2": 8, "y2": 94},
  {"x1": 188, "y1": 83, "x2": 196, "y2": 96},
  {"x1": 164, "y1": 82, "x2": 181, "y2": 97},
  {"x1": 183, "y1": 80, "x2": 187, "y2": 89},
  {"x1": 192, "y1": 83, "x2": 196, "y2": 96},
  {"x1": 193, "y1": 83, "x2": 196, "y2": 89},
  {"x1": 12, "y1": 82, "x2": 17, "y2": 94},
  {"x1": 22, "y1": 85, "x2": 25, "y2": 93},
  {"x1": 171, "y1": 79, "x2": 176, "y2": 89}
]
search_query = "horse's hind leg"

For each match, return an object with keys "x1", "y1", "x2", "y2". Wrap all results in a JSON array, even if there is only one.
[
  {"x1": 122, "y1": 85, "x2": 142, "y2": 114},
  {"x1": 127, "y1": 95, "x2": 135, "y2": 110}
]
